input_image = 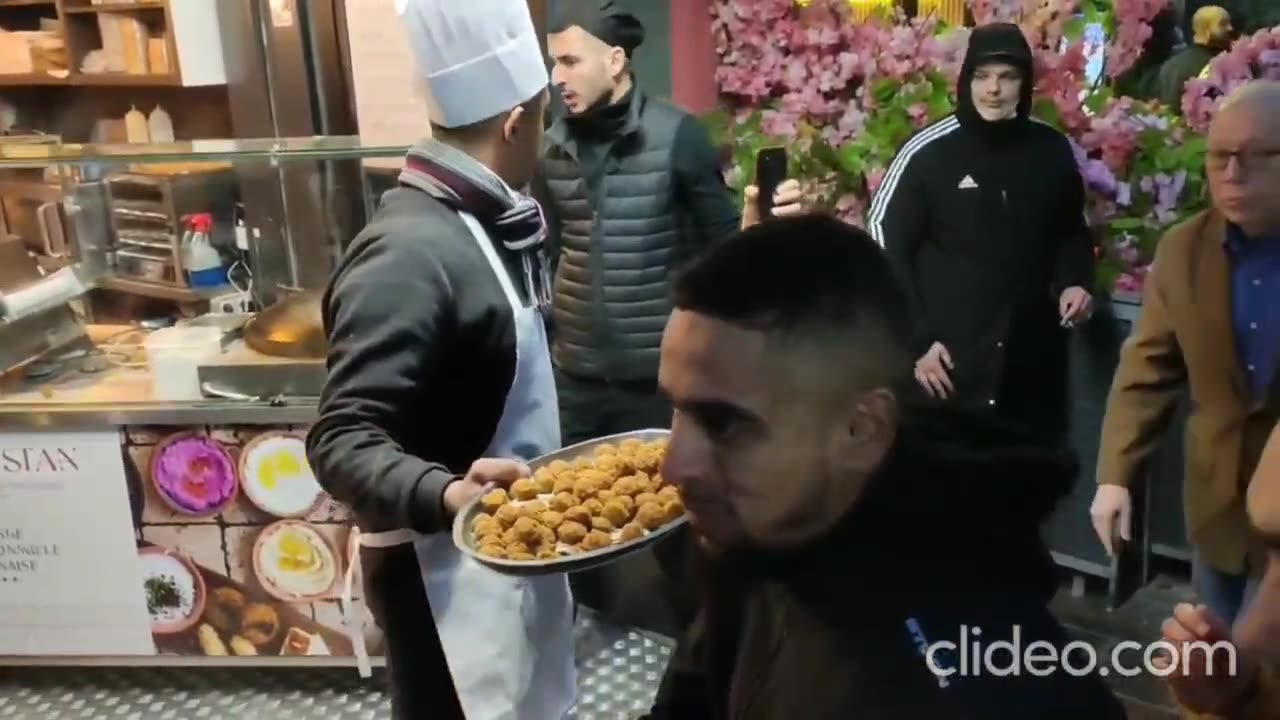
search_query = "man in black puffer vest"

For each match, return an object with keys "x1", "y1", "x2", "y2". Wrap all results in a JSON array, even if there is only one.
[
  {"x1": 538, "y1": 0, "x2": 739, "y2": 444},
  {"x1": 535, "y1": 0, "x2": 797, "y2": 635}
]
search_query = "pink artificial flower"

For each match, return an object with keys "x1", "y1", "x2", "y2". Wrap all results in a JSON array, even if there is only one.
[
  {"x1": 1179, "y1": 26, "x2": 1280, "y2": 132},
  {"x1": 1113, "y1": 272, "x2": 1144, "y2": 294}
]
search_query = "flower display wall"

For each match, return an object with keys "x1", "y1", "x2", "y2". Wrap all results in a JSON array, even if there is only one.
[
  {"x1": 1182, "y1": 26, "x2": 1280, "y2": 130},
  {"x1": 708, "y1": 0, "x2": 1205, "y2": 296}
]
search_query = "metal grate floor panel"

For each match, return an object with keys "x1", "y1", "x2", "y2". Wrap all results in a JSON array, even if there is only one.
[{"x1": 0, "y1": 612, "x2": 673, "y2": 720}]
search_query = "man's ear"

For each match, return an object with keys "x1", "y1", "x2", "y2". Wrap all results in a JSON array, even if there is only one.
[
  {"x1": 502, "y1": 106, "x2": 526, "y2": 143},
  {"x1": 608, "y1": 46, "x2": 628, "y2": 79},
  {"x1": 836, "y1": 388, "x2": 898, "y2": 476}
]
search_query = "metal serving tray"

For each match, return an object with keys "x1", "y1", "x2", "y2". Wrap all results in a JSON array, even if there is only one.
[{"x1": 452, "y1": 429, "x2": 682, "y2": 577}]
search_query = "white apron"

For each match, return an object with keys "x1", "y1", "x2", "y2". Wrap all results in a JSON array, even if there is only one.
[{"x1": 342, "y1": 211, "x2": 576, "y2": 720}]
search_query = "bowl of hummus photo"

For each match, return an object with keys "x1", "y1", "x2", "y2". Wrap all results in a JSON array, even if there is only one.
[
  {"x1": 251, "y1": 520, "x2": 340, "y2": 602},
  {"x1": 238, "y1": 432, "x2": 324, "y2": 519}
]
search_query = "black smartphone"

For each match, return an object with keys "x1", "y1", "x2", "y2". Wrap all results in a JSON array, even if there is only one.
[{"x1": 755, "y1": 146, "x2": 788, "y2": 220}]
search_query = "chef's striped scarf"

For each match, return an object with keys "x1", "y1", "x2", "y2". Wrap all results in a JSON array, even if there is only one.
[{"x1": 400, "y1": 139, "x2": 552, "y2": 310}]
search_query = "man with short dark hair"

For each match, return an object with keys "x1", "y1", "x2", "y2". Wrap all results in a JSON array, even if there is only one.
[
  {"x1": 541, "y1": 0, "x2": 743, "y2": 447},
  {"x1": 538, "y1": 0, "x2": 800, "y2": 634},
  {"x1": 646, "y1": 214, "x2": 1127, "y2": 719}
]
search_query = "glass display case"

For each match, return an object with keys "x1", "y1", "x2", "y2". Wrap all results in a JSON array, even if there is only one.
[
  {"x1": 0, "y1": 137, "x2": 406, "y2": 667},
  {"x1": 0, "y1": 136, "x2": 407, "y2": 427}
]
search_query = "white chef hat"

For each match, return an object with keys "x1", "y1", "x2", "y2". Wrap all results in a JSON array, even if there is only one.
[{"x1": 396, "y1": 0, "x2": 549, "y2": 129}]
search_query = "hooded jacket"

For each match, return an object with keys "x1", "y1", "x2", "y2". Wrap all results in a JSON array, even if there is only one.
[
  {"x1": 867, "y1": 23, "x2": 1095, "y2": 440},
  {"x1": 645, "y1": 404, "x2": 1128, "y2": 719}
]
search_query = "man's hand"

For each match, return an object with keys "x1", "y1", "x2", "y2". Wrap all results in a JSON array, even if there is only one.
[
  {"x1": 442, "y1": 457, "x2": 531, "y2": 518},
  {"x1": 1155, "y1": 603, "x2": 1260, "y2": 715},
  {"x1": 914, "y1": 342, "x2": 955, "y2": 399},
  {"x1": 741, "y1": 179, "x2": 804, "y2": 229},
  {"x1": 1089, "y1": 484, "x2": 1132, "y2": 556},
  {"x1": 1059, "y1": 286, "x2": 1093, "y2": 327}
]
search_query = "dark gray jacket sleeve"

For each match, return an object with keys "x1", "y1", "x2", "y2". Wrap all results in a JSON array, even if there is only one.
[
  {"x1": 672, "y1": 115, "x2": 741, "y2": 247},
  {"x1": 306, "y1": 232, "x2": 460, "y2": 535}
]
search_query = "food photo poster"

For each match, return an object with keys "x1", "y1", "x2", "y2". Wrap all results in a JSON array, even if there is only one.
[{"x1": 0, "y1": 425, "x2": 383, "y2": 660}]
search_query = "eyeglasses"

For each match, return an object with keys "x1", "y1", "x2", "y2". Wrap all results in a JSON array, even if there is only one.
[{"x1": 1206, "y1": 148, "x2": 1280, "y2": 173}]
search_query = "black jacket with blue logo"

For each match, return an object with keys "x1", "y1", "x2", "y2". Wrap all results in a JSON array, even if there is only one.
[{"x1": 646, "y1": 404, "x2": 1128, "y2": 720}]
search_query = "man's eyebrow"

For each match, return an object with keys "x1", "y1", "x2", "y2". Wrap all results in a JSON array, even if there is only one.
[{"x1": 679, "y1": 397, "x2": 764, "y2": 426}]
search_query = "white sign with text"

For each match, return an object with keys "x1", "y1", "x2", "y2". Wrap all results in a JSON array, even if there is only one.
[{"x1": 0, "y1": 431, "x2": 153, "y2": 655}]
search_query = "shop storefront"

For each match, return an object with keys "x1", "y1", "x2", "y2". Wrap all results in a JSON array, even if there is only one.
[{"x1": 0, "y1": 139, "x2": 395, "y2": 668}]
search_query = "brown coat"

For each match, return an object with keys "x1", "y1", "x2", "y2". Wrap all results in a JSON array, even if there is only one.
[{"x1": 1097, "y1": 209, "x2": 1277, "y2": 574}]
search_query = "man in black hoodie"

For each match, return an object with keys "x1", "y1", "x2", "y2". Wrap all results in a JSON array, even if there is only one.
[
  {"x1": 868, "y1": 23, "x2": 1095, "y2": 444},
  {"x1": 646, "y1": 215, "x2": 1126, "y2": 718}
]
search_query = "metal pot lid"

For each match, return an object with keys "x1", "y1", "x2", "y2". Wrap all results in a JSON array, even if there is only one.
[{"x1": 243, "y1": 289, "x2": 327, "y2": 360}]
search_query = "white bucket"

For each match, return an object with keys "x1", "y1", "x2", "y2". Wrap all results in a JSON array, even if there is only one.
[{"x1": 143, "y1": 326, "x2": 223, "y2": 401}]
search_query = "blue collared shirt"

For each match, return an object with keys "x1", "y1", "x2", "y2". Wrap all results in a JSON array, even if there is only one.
[{"x1": 1224, "y1": 224, "x2": 1280, "y2": 403}]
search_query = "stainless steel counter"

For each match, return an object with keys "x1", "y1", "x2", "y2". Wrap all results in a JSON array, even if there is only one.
[
  {"x1": 0, "y1": 325, "x2": 319, "y2": 428},
  {"x1": 0, "y1": 397, "x2": 317, "y2": 429}
]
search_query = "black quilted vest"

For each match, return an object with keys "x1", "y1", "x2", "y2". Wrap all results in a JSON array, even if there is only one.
[{"x1": 541, "y1": 91, "x2": 690, "y2": 381}]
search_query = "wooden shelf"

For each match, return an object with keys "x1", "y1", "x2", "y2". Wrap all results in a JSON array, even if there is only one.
[
  {"x1": 75, "y1": 72, "x2": 178, "y2": 86},
  {"x1": 0, "y1": 72, "x2": 179, "y2": 86},
  {"x1": 97, "y1": 276, "x2": 232, "y2": 303},
  {"x1": 63, "y1": 3, "x2": 165, "y2": 14},
  {"x1": 0, "y1": 73, "x2": 61, "y2": 84},
  {"x1": 0, "y1": 0, "x2": 226, "y2": 88}
]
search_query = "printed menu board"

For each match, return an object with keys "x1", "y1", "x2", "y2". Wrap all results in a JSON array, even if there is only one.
[
  {"x1": 123, "y1": 424, "x2": 379, "y2": 660},
  {"x1": 0, "y1": 431, "x2": 154, "y2": 655},
  {"x1": 0, "y1": 425, "x2": 383, "y2": 662}
]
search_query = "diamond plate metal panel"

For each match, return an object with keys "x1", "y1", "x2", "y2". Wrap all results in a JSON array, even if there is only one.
[{"x1": 0, "y1": 612, "x2": 674, "y2": 720}]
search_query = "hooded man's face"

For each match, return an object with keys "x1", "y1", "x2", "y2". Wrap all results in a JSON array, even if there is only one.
[{"x1": 970, "y1": 61, "x2": 1022, "y2": 122}]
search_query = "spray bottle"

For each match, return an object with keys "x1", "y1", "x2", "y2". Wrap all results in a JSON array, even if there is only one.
[{"x1": 181, "y1": 213, "x2": 224, "y2": 288}]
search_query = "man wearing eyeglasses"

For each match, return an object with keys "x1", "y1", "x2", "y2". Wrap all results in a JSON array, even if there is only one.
[{"x1": 1092, "y1": 80, "x2": 1280, "y2": 626}]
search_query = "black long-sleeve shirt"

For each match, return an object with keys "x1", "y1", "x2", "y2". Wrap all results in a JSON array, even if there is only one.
[{"x1": 306, "y1": 187, "x2": 519, "y2": 535}]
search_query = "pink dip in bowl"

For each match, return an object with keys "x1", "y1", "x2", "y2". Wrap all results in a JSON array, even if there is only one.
[{"x1": 152, "y1": 435, "x2": 237, "y2": 515}]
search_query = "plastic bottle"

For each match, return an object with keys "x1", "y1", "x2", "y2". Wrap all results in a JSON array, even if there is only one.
[
  {"x1": 148, "y1": 105, "x2": 175, "y2": 142},
  {"x1": 181, "y1": 213, "x2": 224, "y2": 289},
  {"x1": 124, "y1": 105, "x2": 149, "y2": 143}
]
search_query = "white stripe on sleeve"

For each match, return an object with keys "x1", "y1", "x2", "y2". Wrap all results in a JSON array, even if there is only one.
[{"x1": 866, "y1": 116, "x2": 960, "y2": 247}]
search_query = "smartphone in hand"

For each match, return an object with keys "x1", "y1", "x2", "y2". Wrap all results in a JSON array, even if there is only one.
[{"x1": 754, "y1": 146, "x2": 788, "y2": 220}]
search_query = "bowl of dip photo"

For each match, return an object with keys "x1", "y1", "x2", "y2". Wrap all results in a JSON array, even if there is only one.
[
  {"x1": 149, "y1": 432, "x2": 238, "y2": 517},
  {"x1": 251, "y1": 520, "x2": 340, "y2": 602},
  {"x1": 238, "y1": 432, "x2": 324, "y2": 518},
  {"x1": 138, "y1": 546, "x2": 207, "y2": 635}
]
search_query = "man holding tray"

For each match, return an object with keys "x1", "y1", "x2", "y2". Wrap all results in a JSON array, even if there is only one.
[
  {"x1": 306, "y1": 0, "x2": 574, "y2": 718},
  {"x1": 646, "y1": 214, "x2": 1127, "y2": 718}
]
